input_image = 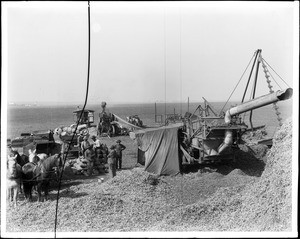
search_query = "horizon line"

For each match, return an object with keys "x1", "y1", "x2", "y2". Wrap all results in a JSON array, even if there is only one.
[{"x1": 7, "y1": 100, "x2": 244, "y2": 105}]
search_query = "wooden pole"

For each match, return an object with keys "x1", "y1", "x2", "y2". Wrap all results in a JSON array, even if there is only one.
[{"x1": 155, "y1": 102, "x2": 157, "y2": 122}]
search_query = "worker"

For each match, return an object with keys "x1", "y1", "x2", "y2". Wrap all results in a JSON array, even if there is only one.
[
  {"x1": 98, "y1": 101, "x2": 112, "y2": 135},
  {"x1": 91, "y1": 135, "x2": 101, "y2": 149},
  {"x1": 115, "y1": 139, "x2": 126, "y2": 170},
  {"x1": 77, "y1": 132, "x2": 84, "y2": 156},
  {"x1": 84, "y1": 145, "x2": 95, "y2": 176},
  {"x1": 91, "y1": 135, "x2": 101, "y2": 159},
  {"x1": 48, "y1": 129, "x2": 55, "y2": 142},
  {"x1": 80, "y1": 135, "x2": 90, "y2": 156},
  {"x1": 107, "y1": 145, "x2": 117, "y2": 178},
  {"x1": 100, "y1": 101, "x2": 110, "y2": 115}
]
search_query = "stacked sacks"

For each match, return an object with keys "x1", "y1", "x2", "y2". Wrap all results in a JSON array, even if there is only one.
[
  {"x1": 54, "y1": 124, "x2": 89, "y2": 140},
  {"x1": 94, "y1": 144, "x2": 109, "y2": 174},
  {"x1": 68, "y1": 143, "x2": 109, "y2": 176},
  {"x1": 69, "y1": 156, "x2": 91, "y2": 176}
]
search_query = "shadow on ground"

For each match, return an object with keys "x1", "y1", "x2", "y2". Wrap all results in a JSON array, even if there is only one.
[{"x1": 181, "y1": 144, "x2": 267, "y2": 177}]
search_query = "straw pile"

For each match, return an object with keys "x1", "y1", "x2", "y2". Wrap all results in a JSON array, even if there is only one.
[{"x1": 152, "y1": 118, "x2": 293, "y2": 231}]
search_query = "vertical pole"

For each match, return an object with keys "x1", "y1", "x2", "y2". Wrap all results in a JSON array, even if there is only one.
[
  {"x1": 242, "y1": 50, "x2": 260, "y2": 103},
  {"x1": 174, "y1": 108, "x2": 176, "y2": 122},
  {"x1": 179, "y1": 9, "x2": 182, "y2": 117},
  {"x1": 188, "y1": 97, "x2": 190, "y2": 113},
  {"x1": 155, "y1": 102, "x2": 157, "y2": 123},
  {"x1": 164, "y1": 8, "x2": 167, "y2": 126},
  {"x1": 249, "y1": 49, "x2": 262, "y2": 130}
]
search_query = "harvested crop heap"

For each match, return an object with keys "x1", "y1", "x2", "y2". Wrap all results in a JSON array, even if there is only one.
[
  {"x1": 154, "y1": 118, "x2": 293, "y2": 231},
  {"x1": 6, "y1": 119, "x2": 293, "y2": 232}
]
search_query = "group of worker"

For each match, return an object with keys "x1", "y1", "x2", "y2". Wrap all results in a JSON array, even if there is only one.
[{"x1": 77, "y1": 132, "x2": 126, "y2": 178}]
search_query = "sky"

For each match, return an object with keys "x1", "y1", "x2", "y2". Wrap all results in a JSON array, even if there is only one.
[{"x1": 2, "y1": 1, "x2": 299, "y2": 104}]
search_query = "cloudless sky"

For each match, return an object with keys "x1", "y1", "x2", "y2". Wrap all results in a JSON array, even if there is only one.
[{"x1": 2, "y1": 1, "x2": 298, "y2": 104}]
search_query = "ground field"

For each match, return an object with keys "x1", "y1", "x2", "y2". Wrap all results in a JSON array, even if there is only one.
[{"x1": 4, "y1": 118, "x2": 293, "y2": 233}]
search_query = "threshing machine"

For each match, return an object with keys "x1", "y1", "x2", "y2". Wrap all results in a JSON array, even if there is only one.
[
  {"x1": 181, "y1": 88, "x2": 293, "y2": 164},
  {"x1": 130, "y1": 49, "x2": 293, "y2": 175},
  {"x1": 181, "y1": 49, "x2": 293, "y2": 164}
]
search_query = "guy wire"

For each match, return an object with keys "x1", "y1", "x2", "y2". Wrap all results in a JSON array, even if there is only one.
[
  {"x1": 219, "y1": 52, "x2": 256, "y2": 114},
  {"x1": 54, "y1": 1, "x2": 91, "y2": 237},
  {"x1": 262, "y1": 58, "x2": 290, "y2": 88}
]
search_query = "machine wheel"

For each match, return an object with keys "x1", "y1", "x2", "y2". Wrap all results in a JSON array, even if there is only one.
[
  {"x1": 81, "y1": 128, "x2": 89, "y2": 136},
  {"x1": 109, "y1": 124, "x2": 116, "y2": 136}
]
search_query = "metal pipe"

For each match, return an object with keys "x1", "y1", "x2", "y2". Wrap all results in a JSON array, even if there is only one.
[
  {"x1": 218, "y1": 130, "x2": 233, "y2": 154},
  {"x1": 224, "y1": 88, "x2": 293, "y2": 124}
]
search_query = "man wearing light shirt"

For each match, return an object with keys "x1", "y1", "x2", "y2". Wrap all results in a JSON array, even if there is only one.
[{"x1": 91, "y1": 135, "x2": 101, "y2": 159}]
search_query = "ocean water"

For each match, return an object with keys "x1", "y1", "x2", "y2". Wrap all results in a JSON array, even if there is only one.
[{"x1": 6, "y1": 100, "x2": 293, "y2": 140}]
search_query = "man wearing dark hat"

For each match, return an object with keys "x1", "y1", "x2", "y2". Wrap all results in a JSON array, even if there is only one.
[
  {"x1": 108, "y1": 145, "x2": 117, "y2": 178},
  {"x1": 115, "y1": 139, "x2": 126, "y2": 170}
]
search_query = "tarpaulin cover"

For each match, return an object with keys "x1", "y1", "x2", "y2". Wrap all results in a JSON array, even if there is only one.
[{"x1": 134, "y1": 124, "x2": 182, "y2": 175}]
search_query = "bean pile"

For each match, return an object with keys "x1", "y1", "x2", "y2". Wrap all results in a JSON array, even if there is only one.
[{"x1": 153, "y1": 118, "x2": 293, "y2": 231}]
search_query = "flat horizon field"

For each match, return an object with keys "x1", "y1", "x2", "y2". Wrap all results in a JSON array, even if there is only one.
[{"x1": 6, "y1": 100, "x2": 293, "y2": 140}]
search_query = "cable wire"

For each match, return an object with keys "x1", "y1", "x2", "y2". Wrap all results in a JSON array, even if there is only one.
[
  {"x1": 261, "y1": 58, "x2": 283, "y2": 90},
  {"x1": 219, "y1": 52, "x2": 256, "y2": 114},
  {"x1": 266, "y1": 69, "x2": 283, "y2": 90},
  {"x1": 54, "y1": 1, "x2": 91, "y2": 237},
  {"x1": 262, "y1": 58, "x2": 290, "y2": 88}
]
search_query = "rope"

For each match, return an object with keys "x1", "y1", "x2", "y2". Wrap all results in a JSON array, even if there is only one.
[
  {"x1": 219, "y1": 52, "x2": 256, "y2": 114},
  {"x1": 54, "y1": 1, "x2": 91, "y2": 236}
]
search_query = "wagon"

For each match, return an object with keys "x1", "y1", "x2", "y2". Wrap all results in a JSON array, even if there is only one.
[{"x1": 10, "y1": 131, "x2": 60, "y2": 156}]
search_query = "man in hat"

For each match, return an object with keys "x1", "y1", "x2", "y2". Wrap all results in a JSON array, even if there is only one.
[
  {"x1": 115, "y1": 139, "x2": 126, "y2": 170},
  {"x1": 107, "y1": 145, "x2": 117, "y2": 178}
]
